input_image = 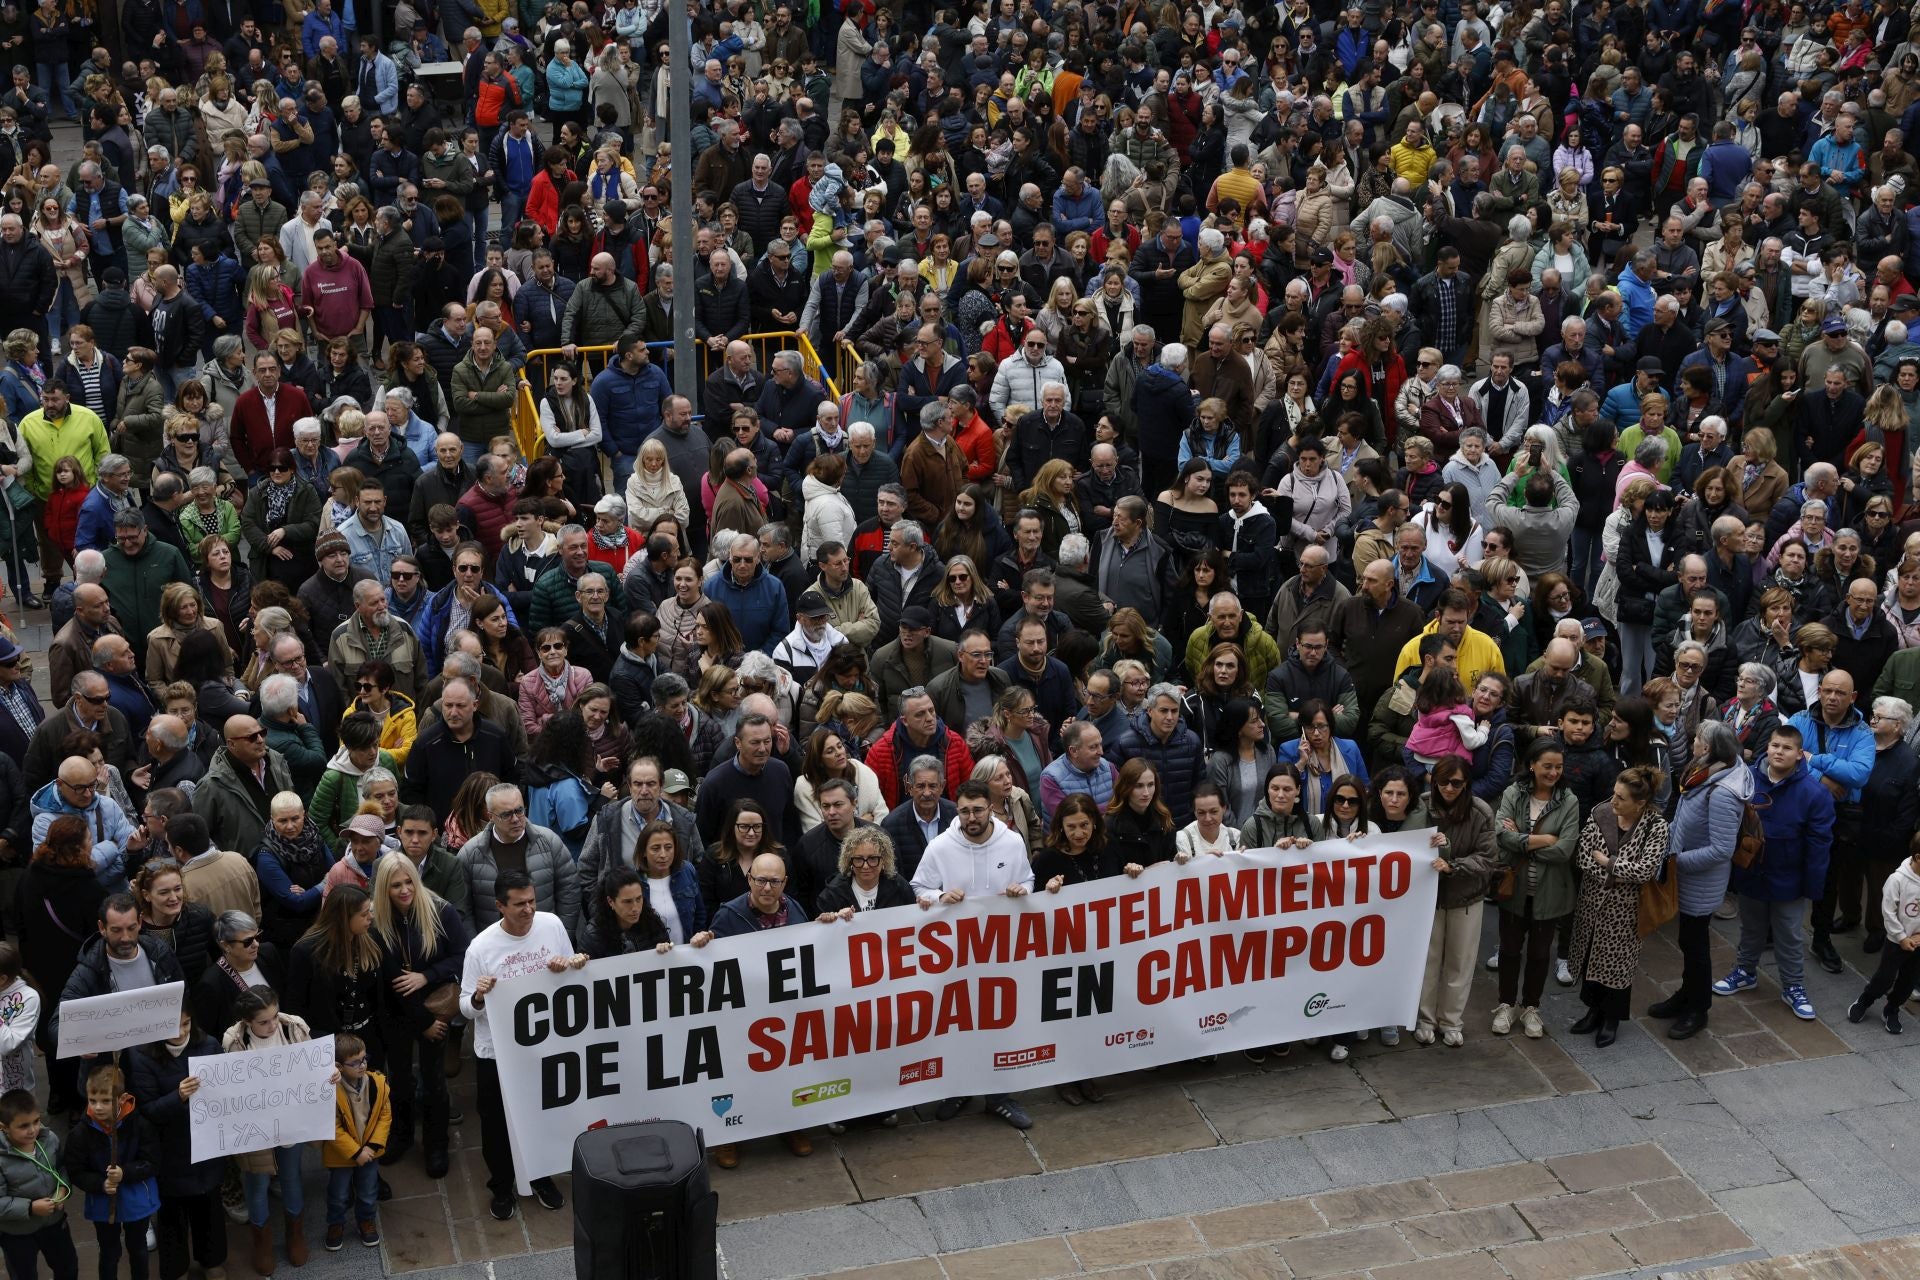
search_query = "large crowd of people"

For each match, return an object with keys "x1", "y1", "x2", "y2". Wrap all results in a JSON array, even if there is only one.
[{"x1": 0, "y1": 0, "x2": 1918, "y2": 1269}]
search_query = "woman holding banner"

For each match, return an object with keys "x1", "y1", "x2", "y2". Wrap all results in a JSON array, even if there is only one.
[
  {"x1": 1491, "y1": 739, "x2": 1581, "y2": 1042},
  {"x1": 1104, "y1": 760, "x2": 1175, "y2": 873},
  {"x1": 1238, "y1": 765, "x2": 1320, "y2": 850},
  {"x1": 1412, "y1": 757, "x2": 1498, "y2": 1048},
  {"x1": 221, "y1": 986, "x2": 317, "y2": 1275},
  {"x1": 372, "y1": 855, "x2": 471, "y2": 1182}
]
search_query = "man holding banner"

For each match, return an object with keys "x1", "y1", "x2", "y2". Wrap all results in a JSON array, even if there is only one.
[
  {"x1": 910, "y1": 779, "x2": 1038, "y2": 1131},
  {"x1": 56, "y1": 895, "x2": 187, "y2": 1058},
  {"x1": 460, "y1": 870, "x2": 587, "y2": 1224}
]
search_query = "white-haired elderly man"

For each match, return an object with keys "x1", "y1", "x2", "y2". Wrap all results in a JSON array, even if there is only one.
[
  {"x1": 1176, "y1": 225, "x2": 1230, "y2": 344},
  {"x1": 259, "y1": 671, "x2": 328, "y2": 794}
]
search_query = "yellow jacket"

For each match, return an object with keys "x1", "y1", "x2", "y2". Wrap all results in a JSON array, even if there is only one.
[
  {"x1": 1392, "y1": 621, "x2": 1507, "y2": 690},
  {"x1": 322, "y1": 1071, "x2": 392, "y2": 1169},
  {"x1": 1388, "y1": 140, "x2": 1437, "y2": 187}
]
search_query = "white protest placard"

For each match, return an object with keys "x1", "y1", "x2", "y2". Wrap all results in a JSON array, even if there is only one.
[
  {"x1": 186, "y1": 1036, "x2": 338, "y2": 1162},
  {"x1": 491, "y1": 833, "x2": 1438, "y2": 1189},
  {"x1": 57, "y1": 983, "x2": 186, "y2": 1058}
]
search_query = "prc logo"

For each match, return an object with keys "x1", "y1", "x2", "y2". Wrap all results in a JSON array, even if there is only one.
[
  {"x1": 899, "y1": 1057, "x2": 944, "y2": 1086},
  {"x1": 1304, "y1": 993, "x2": 1332, "y2": 1018},
  {"x1": 1105, "y1": 1028, "x2": 1156, "y2": 1048},
  {"x1": 791, "y1": 1079, "x2": 853, "y2": 1106},
  {"x1": 993, "y1": 1044, "x2": 1057, "y2": 1070},
  {"x1": 710, "y1": 1095, "x2": 733, "y2": 1117}
]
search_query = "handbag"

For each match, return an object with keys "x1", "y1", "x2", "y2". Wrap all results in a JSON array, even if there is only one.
[
  {"x1": 423, "y1": 983, "x2": 462, "y2": 1022},
  {"x1": 1492, "y1": 858, "x2": 1521, "y2": 901},
  {"x1": 1639, "y1": 856, "x2": 1678, "y2": 938}
]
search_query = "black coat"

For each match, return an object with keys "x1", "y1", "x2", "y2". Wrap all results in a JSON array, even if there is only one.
[
  {"x1": 815, "y1": 870, "x2": 916, "y2": 913},
  {"x1": 54, "y1": 934, "x2": 187, "y2": 1055},
  {"x1": 1614, "y1": 520, "x2": 1680, "y2": 625},
  {"x1": 15, "y1": 863, "x2": 107, "y2": 1007},
  {"x1": 143, "y1": 900, "x2": 217, "y2": 988},
  {"x1": 283, "y1": 933, "x2": 385, "y2": 1042},
  {"x1": 190, "y1": 943, "x2": 287, "y2": 1040},
  {"x1": 127, "y1": 1033, "x2": 227, "y2": 1194},
  {"x1": 0, "y1": 235, "x2": 53, "y2": 326},
  {"x1": 879, "y1": 799, "x2": 955, "y2": 881}
]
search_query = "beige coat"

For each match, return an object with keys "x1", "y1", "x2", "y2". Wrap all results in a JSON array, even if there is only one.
[
  {"x1": 1294, "y1": 187, "x2": 1334, "y2": 247},
  {"x1": 145, "y1": 616, "x2": 232, "y2": 685},
  {"x1": 1177, "y1": 255, "x2": 1231, "y2": 345},
  {"x1": 1488, "y1": 291, "x2": 1546, "y2": 367}
]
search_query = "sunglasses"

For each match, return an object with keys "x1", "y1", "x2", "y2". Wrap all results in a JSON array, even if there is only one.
[
  {"x1": 538, "y1": 643, "x2": 567, "y2": 653},
  {"x1": 356, "y1": 681, "x2": 378, "y2": 691},
  {"x1": 227, "y1": 730, "x2": 265, "y2": 743},
  {"x1": 268, "y1": 464, "x2": 292, "y2": 473},
  {"x1": 1333, "y1": 794, "x2": 1360, "y2": 804},
  {"x1": 176, "y1": 433, "x2": 199, "y2": 443}
]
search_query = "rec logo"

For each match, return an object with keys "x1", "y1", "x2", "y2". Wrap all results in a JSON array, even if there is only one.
[
  {"x1": 711, "y1": 1095, "x2": 745, "y2": 1127},
  {"x1": 1105, "y1": 1028, "x2": 1156, "y2": 1048},
  {"x1": 993, "y1": 1044, "x2": 1057, "y2": 1070},
  {"x1": 791, "y1": 1079, "x2": 853, "y2": 1106},
  {"x1": 898, "y1": 1057, "x2": 945, "y2": 1086}
]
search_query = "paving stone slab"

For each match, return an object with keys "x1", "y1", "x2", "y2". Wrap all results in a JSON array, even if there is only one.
[
  {"x1": 1112, "y1": 1136, "x2": 1332, "y2": 1215},
  {"x1": 915, "y1": 1164, "x2": 1147, "y2": 1253},
  {"x1": 1715, "y1": 1179, "x2": 1858, "y2": 1258},
  {"x1": 1749, "y1": 1115, "x2": 1920, "y2": 1233},
  {"x1": 1486, "y1": 1093, "x2": 1640, "y2": 1158},
  {"x1": 1548, "y1": 1015, "x2": 1695, "y2": 1090},
  {"x1": 718, "y1": 1200, "x2": 939, "y2": 1280},
  {"x1": 1703, "y1": 1056, "x2": 1909, "y2": 1125},
  {"x1": 1302, "y1": 1110, "x2": 1520, "y2": 1185}
]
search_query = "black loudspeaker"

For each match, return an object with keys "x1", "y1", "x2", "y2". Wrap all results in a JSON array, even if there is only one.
[{"x1": 572, "y1": 1120, "x2": 719, "y2": 1280}]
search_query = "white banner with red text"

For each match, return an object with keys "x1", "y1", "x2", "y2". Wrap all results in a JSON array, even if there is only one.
[{"x1": 491, "y1": 831, "x2": 1438, "y2": 1187}]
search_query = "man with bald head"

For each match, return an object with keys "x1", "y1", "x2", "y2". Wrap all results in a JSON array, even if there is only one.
[
  {"x1": 560, "y1": 251, "x2": 644, "y2": 352},
  {"x1": 92, "y1": 633, "x2": 156, "y2": 737},
  {"x1": 1329, "y1": 558, "x2": 1425, "y2": 729},
  {"x1": 51, "y1": 582, "x2": 123, "y2": 709},
  {"x1": 192, "y1": 714, "x2": 296, "y2": 858},
  {"x1": 703, "y1": 339, "x2": 764, "y2": 427},
  {"x1": 34, "y1": 755, "x2": 142, "y2": 885},
  {"x1": 23, "y1": 670, "x2": 133, "y2": 793},
  {"x1": 1269, "y1": 542, "x2": 1352, "y2": 655}
]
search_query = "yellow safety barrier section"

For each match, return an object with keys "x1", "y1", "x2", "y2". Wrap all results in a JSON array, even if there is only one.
[{"x1": 510, "y1": 331, "x2": 840, "y2": 463}]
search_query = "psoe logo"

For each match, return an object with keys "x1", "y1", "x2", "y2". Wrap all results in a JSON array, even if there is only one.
[
  {"x1": 1304, "y1": 992, "x2": 1333, "y2": 1018},
  {"x1": 791, "y1": 1079, "x2": 853, "y2": 1107},
  {"x1": 710, "y1": 1095, "x2": 733, "y2": 1117},
  {"x1": 899, "y1": 1057, "x2": 945, "y2": 1086},
  {"x1": 1197, "y1": 1006, "x2": 1256, "y2": 1033},
  {"x1": 1105, "y1": 1028, "x2": 1155, "y2": 1048},
  {"x1": 993, "y1": 1044, "x2": 1057, "y2": 1070}
]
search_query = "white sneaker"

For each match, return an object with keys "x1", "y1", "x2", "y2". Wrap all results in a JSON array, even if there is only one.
[
  {"x1": 1555, "y1": 959, "x2": 1574, "y2": 986},
  {"x1": 1521, "y1": 1006, "x2": 1545, "y2": 1038},
  {"x1": 1354, "y1": 1028, "x2": 1370, "y2": 1042},
  {"x1": 1486, "y1": 950, "x2": 1501, "y2": 971},
  {"x1": 1491, "y1": 1003, "x2": 1515, "y2": 1035},
  {"x1": 1412, "y1": 1026, "x2": 1436, "y2": 1045},
  {"x1": 1329, "y1": 1042, "x2": 1350, "y2": 1062},
  {"x1": 1441, "y1": 1029, "x2": 1465, "y2": 1047},
  {"x1": 1378, "y1": 1026, "x2": 1400, "y2": 1046}
]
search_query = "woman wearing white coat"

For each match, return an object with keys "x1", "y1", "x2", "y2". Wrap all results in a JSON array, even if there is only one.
[
  {"x1": 626, "y1": 437, "x2": 692, "y2": 549},
  {"x1": 801, "y1": 452, "x2": 858, "y2": 563},
  {"x1": 537, "y1": 365, "x2": 603, "y2": 497}
]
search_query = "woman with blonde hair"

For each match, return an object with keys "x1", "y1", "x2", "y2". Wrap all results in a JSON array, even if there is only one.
[
  {"x1": 243, "y1": 261, "x2": 297, "y2": 353},
  {"x1": 1095, "y1": 606, "x2": 1176, "y2": 681},
  {"x1": 814, "y1": 688, "x2": 884, "y2": 755},
  {"x1": 1021, "y1": 457, "x2": 1084, "y2": 559},
  {"x1": 32, "y1": 193, "x2": 90, "y2": 345},
  {"x1": 1035, "y1": 277, "x2": 1081, "y2": 348},
  {"x1": 1734, "y1": 427, "x2": 1791, "y2": 517},
  {"x1": 369, "y1": 853, "x2": 470, "y2": 1178},
  {"x1": 1293, "y1": 164, "x2": 1334, "y2": 246},
  {"x1": 146, "y1": 580, "x2": 232, "y2": 683}
]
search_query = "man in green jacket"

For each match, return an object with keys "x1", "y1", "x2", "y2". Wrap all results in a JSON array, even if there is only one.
[
  {"x1": 102, "y1": 509, "x2": 193, "y2": 670},
  {"x1": 448, "y1": 327, "x2": 517, "y2": 451}
]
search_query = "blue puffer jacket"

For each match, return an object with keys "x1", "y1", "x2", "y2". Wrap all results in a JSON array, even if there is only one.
[
  {"x1": 1785, "y1": 707, "x2": 1874, "y2": 804},
  {"x1": 415, "y1": 580, "x2": 519, "y2": 672},
  {"x1": 704, "y1": 564, "x2": 789, "y2": 654},
  {"x1": 1670, "y1": 763, "x2": 1749, "y2": 917},
  {"x1": 1112, "y1": 706, "x2": 1208, "y2": 827},
  {"x1": 30, "y1": 780, "x2": 138, "y2": 887},
  {"x1": 590, "y1": 360, "x2": 672, "y2": 458},
  {"x1": 1732, "y1": 759, "x2": 1833, "y2": 903}
]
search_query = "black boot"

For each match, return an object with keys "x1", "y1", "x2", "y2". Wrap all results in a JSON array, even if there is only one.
[
  {"x1": 1812, "y1": 934, "x2": 1844, "y2": 974},
  {"x1": 1865, "y1": 931, "x2": 1886, "y2": 954},
  {"x1": 1595, "y1": 1017, "x2": 1619, "y2": 1048},
  {"x1": 1569, "y1": 1008, "x2": 1601, "y2": 1034},
  {"x1": 1667, "y1": 1010, "x2": 1709, "y2": 1039},
  {"x1": 1646, "y1": 993, "x2": 1686, "y2": 1018}
]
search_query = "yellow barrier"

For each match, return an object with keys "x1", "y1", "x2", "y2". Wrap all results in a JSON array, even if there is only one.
[{"x1": 509, "y1": 331, "x2": 840, "y2": 464}]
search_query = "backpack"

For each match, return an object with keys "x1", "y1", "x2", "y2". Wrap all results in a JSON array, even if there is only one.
[{"x1": 1730, "y1": 790, "x2": 1770, "y2": 871}]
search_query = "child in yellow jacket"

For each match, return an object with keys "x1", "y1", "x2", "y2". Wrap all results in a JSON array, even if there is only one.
[{"x1": 321, "y1": 1034, "x2": 391, "y2": 1252}]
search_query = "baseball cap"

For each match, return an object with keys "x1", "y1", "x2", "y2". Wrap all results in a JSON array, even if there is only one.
[
  {"x1": 1821, "y1": 314, "x2": 1848, "y2": 334},
  {"x1": 343, "y1": 814, "x2": 386, "y2": 839},
  {"x1": 1894, "y1": 296, "x2": 1920, "y2": 314},
  {"x1": 603, "y1": 199, "x2": 627, "y2": 222},
  {"x1": 1634, "y1": 356, "x2": 1664, "y2": 373},
  {"x1": 1704, "y1": 318, "x2": 1732, "y2": 336},
  {"x1": 899, "y1": 605, "x2": 934, "y2": 630},
  {"x1": 248, "y1": 175, "x2": 272, "y2": 188},
  {"x1": 662, "y1": 769, "x2": 693, "y2": 796},
  {"x1": 796, "y1": 590, "x2": 831, "y2": 618},
  {"x1": 1580, "y1": 618, "x2": 1608, "y2": 641}
]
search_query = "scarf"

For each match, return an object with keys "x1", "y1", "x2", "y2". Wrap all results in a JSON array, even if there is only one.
[
  {"x1": 592, "y1": 526, "x2": 628, "y2": 552},
  {"x1": 263, "y1": 476, "x2": 298, "y2": 523},
  {"x1": 259, "y1": 817, "x2": 332, "y2": 889},
  {"x1": 541, "y1": 666, "x2": 571, "y2": 710}
]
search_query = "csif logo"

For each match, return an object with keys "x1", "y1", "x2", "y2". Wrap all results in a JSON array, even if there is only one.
[
  {"x1": 791, "y1": 1079, "x2": 853, "y2": 1107},
  {"x1": 993, "y1": 1044, "x2": 1057, "y2": 1070},
  {"x1": 1304, "y1": 993, "x2": 1332, "y2": 1018},
  {"x1": 1105, "y1": 1028, "x2": 1156, "y2": 1048}
]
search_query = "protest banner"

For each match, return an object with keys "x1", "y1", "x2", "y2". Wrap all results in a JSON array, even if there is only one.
[
  {"x1": 56, "y1": 983, "x2": 186, "y2": 1058},
  {"x1": 491, "y1": 832, "x2": 1437, "y2": 1187},
  {"x1": 186, "y1": 1035, "x2": 338, "y2": 1162}
]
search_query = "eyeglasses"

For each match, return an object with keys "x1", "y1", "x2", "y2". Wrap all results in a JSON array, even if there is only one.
[
  {"x1": 848, "y1": 855, "x2": 883, "y2": 868},
  {"x1": 268, "y1": 463, "x2": 293, "y2": 473},
  {"x1": 1435, "y1": 500, "x2": 1452, "y2": 511},
  {"x1": 342, "y1": 1056, "x2": 368, "y2": 1067},
  {"x1": 735, "y1": 821, "x2": 764, "y2": 832},
  {"x1": 749, "y1": 875, "x2": 785, "y2": 888},
  {"x1": 492, "y1": 806, "x2": 526, "y2": 820},
  {"x1": 76, "y1": 692, "x2": 108, "y2": 705},
  {"x1": 391, "y1": 569, "x2": 418, "y2": 579},
  {"x1": 176, "y1": 433, "x2": 199, "y2": 443}
]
